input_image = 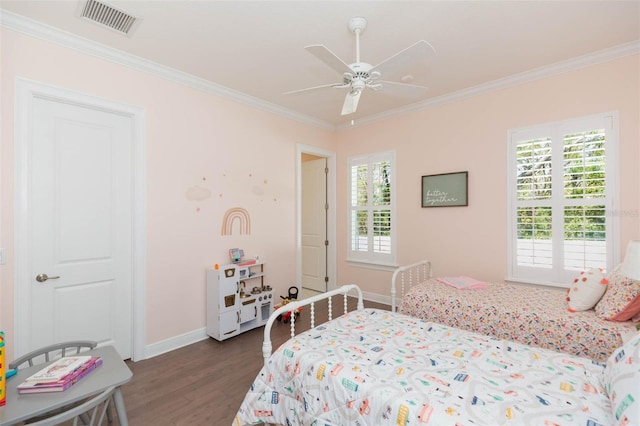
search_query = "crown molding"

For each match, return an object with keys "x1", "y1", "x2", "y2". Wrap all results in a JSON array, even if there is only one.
[
  {"x1": 3, "y1": 10, "x2": 637, "y2": 133},
  {"x1": 337, "y1": 40, "x2": 640, "y2": 131},
  {"x1": 0, "y1": 10, "x2": 335, "y2": 131}
]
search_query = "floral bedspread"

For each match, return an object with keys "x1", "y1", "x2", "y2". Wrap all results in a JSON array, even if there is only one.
[
  {"x1": 400, "y1": 279, "x2": 638, "y2": 362},
  {"x1": 234, "y1": 309, "x2": 612, "y2": 426}
]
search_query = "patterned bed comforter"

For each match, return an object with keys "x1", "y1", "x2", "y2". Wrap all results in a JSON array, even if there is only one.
[
  {"x1": 234, "y1": 309, "x2": 612, "y2": 426},
  {"x1": 400, "y1": 279, "x2": 638, "y2": 362}
]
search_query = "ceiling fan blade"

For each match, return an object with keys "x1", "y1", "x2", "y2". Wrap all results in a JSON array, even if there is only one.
[
  {"x1": 379, "y1": 80, "x2": 429, "y2": 90},
  {"x1": 341, "y1": 90, "x2": 362, "y2": 115},
  {"x1": 305, "y1": 44, "x2": 353, "y2": 75},
  {"x1": 372, "y1": 40, "x2": 435, "y2": 78},
  {"x1": 376, "y1": 80, "x2": 429, "y2": 98},
  {"x1": 284, "y1": 82, "x2": 348, "y2": 95}
]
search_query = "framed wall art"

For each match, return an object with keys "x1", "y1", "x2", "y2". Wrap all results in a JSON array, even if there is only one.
[{"x1": 421, "y1": 171, "x2": 468, "y2": 207}]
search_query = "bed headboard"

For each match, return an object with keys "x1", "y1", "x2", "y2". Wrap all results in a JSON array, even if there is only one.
[
  {"x1": 262, "y1": 284, "x2": 364, "y2": 365},
  {"x1": 391, "y1": 260, "x2": 432, "y2": 312}
]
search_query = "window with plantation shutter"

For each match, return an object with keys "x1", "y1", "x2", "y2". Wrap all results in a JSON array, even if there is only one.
[
  {"x1": 348, "y1": 151, "x2": 396, "y2": 266},
  {"x1": 507, "y1": 113, "x2": 619, "y2": 287}
]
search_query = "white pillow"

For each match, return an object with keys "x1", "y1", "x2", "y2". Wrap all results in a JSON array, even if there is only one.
[
  {"x1": 603, "y1": 332, "x2": 640, "y2": 425},
  {"x1": 566, "y1": 268, "x2": 608, "y2": 312}
]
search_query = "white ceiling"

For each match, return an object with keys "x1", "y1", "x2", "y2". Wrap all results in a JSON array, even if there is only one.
[{"x1": 2, "y1": 1, "x2": 639, "y2": 129}]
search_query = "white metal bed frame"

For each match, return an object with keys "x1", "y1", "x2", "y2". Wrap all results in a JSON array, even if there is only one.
[
  {"x1": 261, "y1": 284, "x2": 364, "y2": 365},
  {"x1": 390, "y1": 260, "x2": 432, "y2": 311}
]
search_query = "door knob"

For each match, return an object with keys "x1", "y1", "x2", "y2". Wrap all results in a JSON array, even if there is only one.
[{"x1": 36, "y1": 273, "x2": 60, "y2": 282}]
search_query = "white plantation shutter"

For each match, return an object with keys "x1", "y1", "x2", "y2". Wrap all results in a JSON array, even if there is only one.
[
  {"x1": 348, "y1": 151, "x2": 395, "y2": 265},
  {"x1": 562, "y1": 128, "x2": 608, "y2": 270},
  {"x1": 507, "y1": 113, "x2": 618, "y2": 287},
  {"x1": 515, "y1": 137, "x2": 553, "y2": 269}
]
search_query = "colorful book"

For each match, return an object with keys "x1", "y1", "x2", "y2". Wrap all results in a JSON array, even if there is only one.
[
  {"x1": 17, "y1": 356, "x2": 102, "y2": 394},
  {"x1": 20, "y1": 356, "x2": 92, "y2": 383},
  {"x1": 437, "y1": 276, "x2": 487, "y2": 290}
]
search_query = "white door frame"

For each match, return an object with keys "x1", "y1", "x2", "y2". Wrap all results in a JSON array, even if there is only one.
[
  {"x1": 296, "y1": 144, "x2": 336, "y2": 293},
  {"x1": 14, "y1": 78, "x2": 147, "y2": 361}
]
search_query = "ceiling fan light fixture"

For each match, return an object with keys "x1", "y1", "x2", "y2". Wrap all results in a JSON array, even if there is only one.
[{"x1": 351, "y1": 79, "x2": 366, "y2": 91}]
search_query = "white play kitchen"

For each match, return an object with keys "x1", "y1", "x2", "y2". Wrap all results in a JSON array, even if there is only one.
[{"x1": 206, "y1": 253, "x2": 274, "y2": 341}]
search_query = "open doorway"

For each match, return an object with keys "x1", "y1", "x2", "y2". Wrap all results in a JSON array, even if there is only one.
[{"x1": 297, "y1": 145, "x2": 336, "y2": 300}]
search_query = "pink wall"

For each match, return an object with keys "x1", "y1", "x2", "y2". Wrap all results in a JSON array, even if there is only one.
[
  {"x1": 335, "y1": 55, "x2": 640, "y2": 296},
  {"x1": 2, "y1": 26, "x2": 638, "y2": 358},
  {"x1": 0, "y1": 28, "x2": 335, "y2": 355}
]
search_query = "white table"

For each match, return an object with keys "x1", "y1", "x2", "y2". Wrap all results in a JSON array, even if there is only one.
[{"x1": 0, "y1": 346, "x2": 132, "y2": 425}]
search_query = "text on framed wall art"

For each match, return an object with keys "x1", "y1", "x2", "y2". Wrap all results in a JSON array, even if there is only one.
[{"x1": 421, "y1": 171, "x2": 468, "y2": 207}]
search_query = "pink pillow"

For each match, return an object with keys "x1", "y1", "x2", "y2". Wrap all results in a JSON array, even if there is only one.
[
  {"x1": 595, "y1": 265, "x2": 640, "y2": 321},
  {"x1": 566, "y1": 268, "x2": 608, "y2": 312}
]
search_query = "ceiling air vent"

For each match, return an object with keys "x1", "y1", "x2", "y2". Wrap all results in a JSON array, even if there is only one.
[{"x1": 80, "y1": 0, "x2": 139, "y2": 36}]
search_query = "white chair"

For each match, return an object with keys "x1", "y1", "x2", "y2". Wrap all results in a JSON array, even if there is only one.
[{"x1": 26, "y1": 386, "x2": 117, "y2": 426}]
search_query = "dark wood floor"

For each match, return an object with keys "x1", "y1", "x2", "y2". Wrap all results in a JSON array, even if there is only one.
[{"x1": 120, "y1": 297, "x2": 388, "y2": 425}]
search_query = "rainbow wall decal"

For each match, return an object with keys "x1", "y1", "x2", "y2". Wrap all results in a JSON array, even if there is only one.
[{"x1": 221, "y1": 207, "x2": 251, "y2": 236}]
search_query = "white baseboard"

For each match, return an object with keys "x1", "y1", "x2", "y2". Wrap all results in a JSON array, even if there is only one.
[
  {"x1": 143, "y1": 327, "x2": 209, "y2": 360},
  {"x1": 362, "y1": 291, "x2": 392, "y2": 308}
]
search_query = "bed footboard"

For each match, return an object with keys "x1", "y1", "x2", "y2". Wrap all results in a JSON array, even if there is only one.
[
  {"x1": 262, "y1": 284, "x2": 363, "y2": 365},
  {"x1": 391, "y1": 260, "x2": 432, "y2": 311}
]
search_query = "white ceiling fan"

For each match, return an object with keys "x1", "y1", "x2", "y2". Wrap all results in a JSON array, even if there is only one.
[{"x1": 286, "y1": 17, "x2": 436, "y2": 116}]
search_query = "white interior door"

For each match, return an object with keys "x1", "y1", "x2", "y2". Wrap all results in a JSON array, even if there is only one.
[
  {"x1": 26, "y1": 95, "x2": 133, "y2": 358},
  {"x1": 301, "y1": 158, "x2": 327, "y2": 293}
]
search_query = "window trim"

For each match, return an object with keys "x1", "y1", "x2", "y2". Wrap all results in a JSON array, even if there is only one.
[
  {"x1": 347, "y1": 150, "x2": 396, "y2": 267},
  {"x1": 506, "y1": 112, "x2": 620, "y2": 288}
]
